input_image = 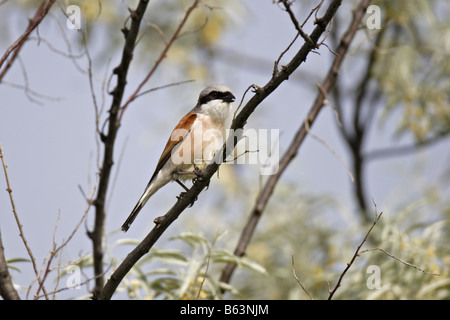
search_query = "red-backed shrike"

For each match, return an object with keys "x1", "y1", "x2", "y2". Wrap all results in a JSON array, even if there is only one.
[{"x1": 121, "y1": 84, "x2": 235, "y2": 232}]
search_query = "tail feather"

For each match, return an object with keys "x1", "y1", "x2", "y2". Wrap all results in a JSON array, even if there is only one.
[
  {"x1": 121, "y1": 182, "x2": 157, "y2": 232},
  {"x1": 121, "y1": 201, "x2": 145, "y2": 232}
]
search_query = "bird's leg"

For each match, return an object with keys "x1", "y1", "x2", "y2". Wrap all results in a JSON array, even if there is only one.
[
  {"x1": 175, "y1": 179, "x2": 197, "y2": 207},
  {"x1": 175, "y1": 179, "x2": 189, "y2": 192},
  {"x1": 175, "y1": 179, "x2": 189, "y2": 200},
  {"x1": 192, "y1": 165, "x2": 210, "y2": 190}
]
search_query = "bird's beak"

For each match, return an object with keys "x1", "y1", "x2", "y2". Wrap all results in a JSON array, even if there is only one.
[{"x1": 222, "y1": 92, "x2": 236, "y2": 103}]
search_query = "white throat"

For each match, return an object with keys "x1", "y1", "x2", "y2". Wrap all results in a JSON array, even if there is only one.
[{"x1": 200, "y1": 100, "x2": 232, "y2": 123}]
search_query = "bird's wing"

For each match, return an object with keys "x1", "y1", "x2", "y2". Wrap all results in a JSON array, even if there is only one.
[{"x1": 148, "y1": 112, "x2": 198, "y2": 183}]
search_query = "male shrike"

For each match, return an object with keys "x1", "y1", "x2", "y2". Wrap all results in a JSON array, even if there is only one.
[{"x1": 121, "y1": 84, "x2": 235, "y2": 232}]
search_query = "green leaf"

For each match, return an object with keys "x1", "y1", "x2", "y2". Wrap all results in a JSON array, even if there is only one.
[
  {"x1": 114, "y1": 238, "x2": 141, "y2": 246},
  {"x1": 6, "y1": 257, "x2": 30, "y2": 264},
  {"x1": 146, "y1": 248, "x2": 188, "y2": 265},
  {"x1": 211, "y1": 249, "x2": 267, "y2": 274},
  {"x1": 170, "y1": 232, "x2": 209, "y2": 248},
  {"x1": 6, "y1": 257, "x2": 30, "y2": 271},
  {"x1": 417, "y1": 278, "x2": 450, "y2": 298}
]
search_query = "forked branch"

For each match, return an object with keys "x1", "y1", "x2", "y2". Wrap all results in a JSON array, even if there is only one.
[
  {"x1": 98, "y1": 0, "x2": 344, "y2": 300},
  {"x1": 0, "y1": 0, "x2": 56, "y2": 82},
  {"x1": 219, "y1": 0, "x2": 372, "y2": 287}
]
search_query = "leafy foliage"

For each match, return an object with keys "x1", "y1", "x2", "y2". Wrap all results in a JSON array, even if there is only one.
[
  {"x1": 113, "y1": 232, "x2": 266, "y2": 299},
  {"x1": 230, "y1": 187, "x2": 450, "y2": 300},
  {"x1": 1, "y1": 0, "x2": 449, "y2": 300},
  {"x1": 372, "y1": 0, "x2": 450, "y2": 141}
]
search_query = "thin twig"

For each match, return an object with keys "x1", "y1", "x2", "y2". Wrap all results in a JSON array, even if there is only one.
[
  {"x1": 327, "y1": 209, "x2": 382, "y2": 300},
  {"x1": 316, "y1": 16, "x2": 334, "y2": 49},
  {"x1": 219, "y1": 0, "x2": 370, "y2": 287},
  {"x1": 118, "y1": 0, "x2": 201, "y2": 121},
  {"x1": 0, "y1": 80, "x2": 62, "y2": 102},
  {"x1": 16, "y1": 56, "x2": 43, "y2": 105},
  {"x1": 302, "y1": 0, "x2": 325, "y2": 28},
  {"x1": 317, "y1": 83, "x2": 342, "y2": 127},
  {"x1": 0, "y1": 142, "x2": 48, "y2": 299},
  {"x1": 279, "y1": 0, "x2": 316, "y2": 46},
  {"x1": 358, "y1": 248, "x2": 440, "y2": 276},
  {"x1": 304, "y1": 116, "x2": 355, "y2": 182},
  {"x1": 273, "y1": 32, "x2": 301, "y2": 76},
  {"x1": 291, "y1": 255, "x2": 313, "y2": 300},
  {"x1": 363, "y1": 133, "x2": 450, "y2": 161},
  {"x1": 33, "y1": 212, "x2": 60, "y2": 299},
  {"x1": 0, "y1": 0, "x2": 56, "y2": 82},
  {"x1": 132, "y1": 79, "x2": 195, "y2": 102},
  {"x1": 233, "y1": 84, "x2": 259, "y2": 121},
  {"x1": 196, "y1": 249, "x2": 211, "y2": 300},
  {"x1": 31, "y1": 171, "x2": 97, "y2": 299}
]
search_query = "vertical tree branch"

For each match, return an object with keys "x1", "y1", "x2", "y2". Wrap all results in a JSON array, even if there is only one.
[
  {"x1": 88, "y1": 0, "x2": 204, "y2": 299},
  {"x1": 344, "y1": 28, "x2": 385, "y2": 223},
  {"x1": 219, "y1": 0, "x2": 372, "y2": 287},
  {"x1": 88, "y1": 0, "x2": 150, "y2": 299},
  {"x1": 118, "y1": 0, "x2": 201, "y2": 121}
]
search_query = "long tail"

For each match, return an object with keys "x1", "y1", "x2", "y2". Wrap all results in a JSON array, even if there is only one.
[{"x1": 121, "y1": 182, "x2": 157, "y2": 232}]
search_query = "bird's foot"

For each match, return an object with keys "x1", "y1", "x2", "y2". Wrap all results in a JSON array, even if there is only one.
[
  {"x1": 176, "y1": 191, "x2": 198, "y2": 208},
  {"x1": 193, "y1": 166, "x2": 210, "y2": 190}
]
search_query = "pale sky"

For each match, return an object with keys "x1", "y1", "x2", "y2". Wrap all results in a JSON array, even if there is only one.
[{"x1": 0, "y1": 1, "x2": 448, "y2": 299}]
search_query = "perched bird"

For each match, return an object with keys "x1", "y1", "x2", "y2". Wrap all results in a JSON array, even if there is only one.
[{"x1": 121, "y1": 84, "x2": 235, "y2": 232}]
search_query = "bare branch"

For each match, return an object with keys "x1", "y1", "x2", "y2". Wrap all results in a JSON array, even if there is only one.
[
  {"x1": 335, "y1": 26, "x2": 387, "y2": 223},
  {"x1": 359, "y1": 247, "x2": 440, "y2": 276},
  {"x1": 273, "y1": 32, "x2": 301, "y2": 76},
  {"x1": 132, "y1": 79, "x2": 196, "y2": 102},
  {"x1": 233, "y1": 84, "x2": 259, "y2": 121},
  {"x1": 118, "y1": 0, "x2": 201, "y2": 121},
  {"x1": 99, "y1": 0, "x2": 345, "y2": 300},
  {"x1": 304, "y1": 113, "x2": 354, "y2": 182},
  {"x1": 88, "y1": 0, "x2": 151, "y2": 299},
  {"x1": 278, "y1": 0, "x2": 316, "y2": 46},
  {"x1": 303, "y1": 0, "x2": 325, "y2": 28},
  {"x1": 327, "y1": 207, "x2": 382, "y2": 300},
  {"x1": 196, "y1": 249, "x2": 211, "y2": 300},
  {"x1": 292, "y1": 255, "x2": 313, "y2": 300},
  {"x1": 363, "y1": 133, "x2": 450, "y2": 162},
  {"x1": 0, "y1": 0, "x2": 56, "y2": 82},
  {"x1": 219, "y1": 0, "x2": 371, "y2": 287},
  {"x1": 0, "y1": 142, "x2": 48, "y2": 299}
]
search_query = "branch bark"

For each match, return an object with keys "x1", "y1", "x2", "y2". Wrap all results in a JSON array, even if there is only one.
[
  {"x1": 98, "y1": 0, "x2": 344, "y2": 300},
  {"x1": 89, "y1": 0, "x2": 201, "y2": 299},
  {"x1": 119, "y1": 0, "x2": 201, "y2": 121},
  {"x1": 340, "y1": 27, "x2": 386, "y2": 223},
  {"x1": 363, "y1": 132, "x2": 450, "y2": 161},
  {"x1": 219, "y1": 0, "x2": 372, "y2": 287},
  {"x1": 0, "y1": 0, "x2": 56, "y2": 82},
  {"x1": 0, "y1": 230, "x2": 20, "y2": 300},
  {"x1": 88, "y1": 0, "x2": 150, "y2": 299}
]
